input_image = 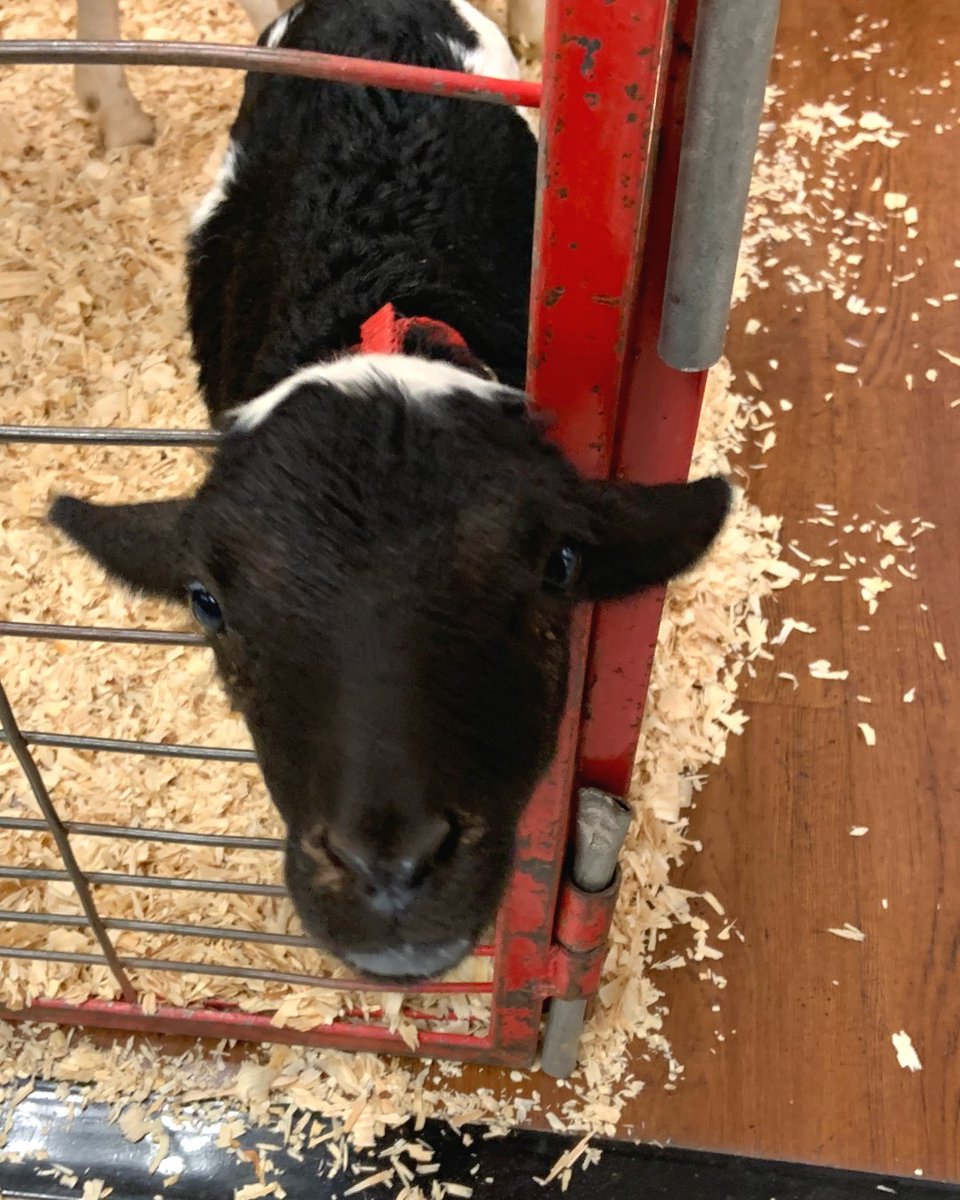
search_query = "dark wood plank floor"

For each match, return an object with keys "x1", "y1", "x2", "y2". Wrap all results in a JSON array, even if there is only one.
[{"x1": 615, "y1": 0, "x2": 960, "y2": 1181}]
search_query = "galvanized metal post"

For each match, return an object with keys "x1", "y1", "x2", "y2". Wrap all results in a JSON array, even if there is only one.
[
  {"x1": 658, "y1": 0, "x2": 782, "y2": 370},
  {"x1": 539, "y1": 790, "x2": 632, "y2": 1078}
]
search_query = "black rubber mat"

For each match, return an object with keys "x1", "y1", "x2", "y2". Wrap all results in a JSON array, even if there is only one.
[{"x1": 0, "y1": 1083, "x2": 956, "y2": 1199}]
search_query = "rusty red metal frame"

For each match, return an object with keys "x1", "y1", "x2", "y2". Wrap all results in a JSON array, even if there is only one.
[
  {"x1": 495, "y1": 0, "x2": 690, "y2": 1065},
  {"x1": 576, "y1": 0, "x2": 709, "y2": 798},
  {"x1": 0, "y1": 2, "x2": 706, "y2": 1068}
]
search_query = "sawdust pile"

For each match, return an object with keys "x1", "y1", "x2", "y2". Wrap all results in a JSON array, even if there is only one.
[{"x1": 1, "y1": 0, "x2": 797, "y2": 1159}]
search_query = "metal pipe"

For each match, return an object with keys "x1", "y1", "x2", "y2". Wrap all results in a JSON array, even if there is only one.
[
  {"x1": 0, "y1": 908, "x2": 310, "y2": 947},
  {"x1": 0, "y1": 424, "x2": 218, "y2": 446},
  {"x1": 0, "y1": 728, "x2": 256, "y2": 762},
  {"x1": 0, "y1": 815, "x2": 283, "y2": 850},
  {"x1": 0, "y1": 620, "x2": 205, "y2": 646},
  {"x1": 657, "y1": 0, "x2": 781, "y2": 371},
  {"x1": 568, "y1": 788, "x2": 634, "y2": 893},
  {"x1": 539, "y1": 788, "x2": 632, "y2": 1078},
  {"x1": 0, "y1": 908, "x2": 497, "y2": 959},
  {"x1": 0, "y1": 945, "x2": 495, "y2": 994},
  {"x1": 0, "y1": 40, "x2": 542, "y2": 109},
  {"x1": 0, "y1": 864, "x2": 286, "y2": 896},
  {"x1": 0, "y1": 679, "x2": 137, "y2": 1001}
]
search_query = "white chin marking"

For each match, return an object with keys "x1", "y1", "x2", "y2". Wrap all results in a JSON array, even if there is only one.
[
  {"x1": 347, "y1": 938, "x2": 472, "y2": 979},
  {"x1": 229, "y1": 354, "x2": 515, "y2": 433}
]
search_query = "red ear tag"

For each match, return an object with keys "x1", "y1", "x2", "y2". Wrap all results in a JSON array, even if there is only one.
[
  {"x1": 356, "y1": 305, "x2": 470, "y2": 356},
  {"x1": 357, "y1": 303, "x2": 405, "y2": 354}
]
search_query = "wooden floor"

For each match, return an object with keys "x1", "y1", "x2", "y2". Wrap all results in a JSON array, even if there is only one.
[{"x1": 617, "y1": 0, "x2": 960, "y2": 1181}]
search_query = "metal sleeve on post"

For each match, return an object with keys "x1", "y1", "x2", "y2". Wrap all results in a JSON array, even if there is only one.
[
  {"x1": 570, "y1": 788, "x2": 633, "y2": 893},
  {"x1": 657, "y1": 0, "x2": 781, "y2": 371},
  {"x1": 539, "y1": 789, "x2": 632, "y2": 1078}
]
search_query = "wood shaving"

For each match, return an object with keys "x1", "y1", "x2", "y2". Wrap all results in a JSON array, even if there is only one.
[
  {"x1": 891, "y1": 1030, "x2": 923, "y2": 1072},
  {"x1": 700, "y1": 891, "x2": 725, "y2": 916},
  {"x1": 849, "y1": 826, "x2": 869, "y2": 837},
  {"x1": 344, "y1": 1170, "x2": 395, "y2": 1195},
  {"x1": 770, "y1": 618, "x2": 816, "y2": 645},
  {"x1": 235, "y1": 1185, "x2": 284, "y2": 1200},
  {"x1": 534, "y1": 1133, "x2": 593, "y2": 1187},
  {"x1": 118, "y1": 1105, "x2": 155, "y2": 1144},
  {"x1": 809, "y1": 660, "x2": 849, "y2": 680},
  {"x1": 933, "y1": 641, "x2": 947, "y2": 661},
  {"x1": 858, "y1": 576, "x2": 892, "y2": 614},
  {"x1": 857, "y1": 723, "x2": 876, "y2": 747},
  {"x1": 827, "y1": 924, "x2": 866, "y2": 942},
  {"x1": 147, "y1": 1128, "x2": 170, "y2": 1174}
]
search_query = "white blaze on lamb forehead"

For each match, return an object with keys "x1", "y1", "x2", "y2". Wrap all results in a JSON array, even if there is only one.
[
  {"x1": 189, "y1": 141, "x2": 241, "y2": 234},
  {"x1": 230, "y1": 354, "x2": 511, "y2": 432}
]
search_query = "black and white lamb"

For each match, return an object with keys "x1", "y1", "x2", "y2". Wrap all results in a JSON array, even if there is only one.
[{"x1": 51, "y1": 0, "x2": 730, "y2": 980}]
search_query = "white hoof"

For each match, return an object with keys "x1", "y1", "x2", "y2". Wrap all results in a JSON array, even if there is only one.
[{"x1": 98, "y1": 101, "x2": 157, "y2": 150}]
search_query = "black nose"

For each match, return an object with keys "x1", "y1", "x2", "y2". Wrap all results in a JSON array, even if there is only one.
[{"x1": 325, "y1": 814, "x2": 455, "y2": 894}]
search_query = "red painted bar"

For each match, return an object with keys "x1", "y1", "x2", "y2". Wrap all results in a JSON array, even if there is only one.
[
  {"x1": 491, "y1": 0, "x2": 679, "y2": 1063},
  {"x1": 0, "y1": 40, "x2": 541, "y2": 108},
  {"x1": 0, "y1": 998, "x2": 499, "y2": 1062},
  {"x1": 575, "y1": 0, "x2": 709, "y2": 797},
  {"x1": 526, "y1": 0, "x2": 675, "y2": 473}
]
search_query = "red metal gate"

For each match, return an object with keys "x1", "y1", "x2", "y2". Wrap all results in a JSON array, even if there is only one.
[{"x1": 0, "y1": 0, "x2": 775, "y2": 1070}]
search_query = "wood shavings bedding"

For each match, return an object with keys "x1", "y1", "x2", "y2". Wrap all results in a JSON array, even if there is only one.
[
  {"x1": 2, "y1": 0, "x2": 792, "y2": 1157},
  {"x1": 734, "y1": 90, "x2": 909, "y2": 311}
]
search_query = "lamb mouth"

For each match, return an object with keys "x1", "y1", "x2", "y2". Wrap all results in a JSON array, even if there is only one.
[{"x1": 343, "y1": 937, "x2": 474, "y2": 981}]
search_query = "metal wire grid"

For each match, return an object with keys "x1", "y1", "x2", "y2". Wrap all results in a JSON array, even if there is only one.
[
  {"x1": 0, "y1": 493, "x2": 495, "y2": 1017},
  {"x1": 0, "y1": 35, "x2": 535, "y2": 1046}
]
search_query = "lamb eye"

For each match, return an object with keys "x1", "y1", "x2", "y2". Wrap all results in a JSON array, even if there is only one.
[
  {"x1": 543, "y1": 543, "x2": 581, "y2": 594},
  {"x1": 187, "y1": 581, "x2": 225, "y2": 632}
]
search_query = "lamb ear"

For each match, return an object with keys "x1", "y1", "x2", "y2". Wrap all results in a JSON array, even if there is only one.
[
  {"x1": 576, "y1": 476, "x2": 731, "y2": 601},
  {"x1": 48, "y1": 495, "x2": 192, "y2": 602}
]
